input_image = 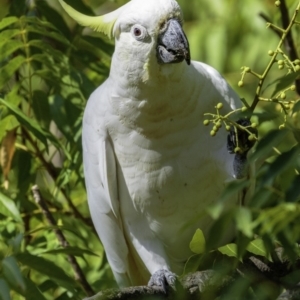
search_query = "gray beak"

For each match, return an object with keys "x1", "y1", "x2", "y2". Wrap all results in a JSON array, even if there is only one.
[{"x1": 157, "y1": 18, "x2": 191, "y2": 65}]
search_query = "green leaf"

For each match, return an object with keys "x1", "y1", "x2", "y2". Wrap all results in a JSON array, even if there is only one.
[
  {"x1": 250, "y1": 186, "x2": 273, "y2": 208},
  {"x1": 0, "y1": 29, "x2": 21, "y2": 42},
  {"x1": 16, "y1": 252, "x2": 78, "y2": 292},
  {"x1": 249, "y1": 129, "x2": 288, "y2": 163},
  {"x1": 32, "y1": 90, "x2": 51, "y2": 129},
  {"x1": 28, "y1": 40, "x2": 68, "y2": 64},
  {"x1": 0, "y1": 116, "x2": 19, "y2": 141},
  {"x1": 183, "y1": 254, "x2": 202, "y2": 274},
  {"x1": 23, "y1": 16, "x2": 64, "y2": 31},
  {"x1": 34, "y1": 1, "x2": 71, "y2": 37},
  {"x1": 261, "y1": 146, "x2": 300, "y2": 184},
  {"x1": 270, "y1": 71, "x2": 300, "y2": 98},
  {"x1": 218, "y1": 243, "x2": 238, "y2": 258},
  {"x1": 221, "y1": 179, "x2": 249, "y2": 202},
  {"x1": 0, "y1": 16, "x2": 18, "y2": 31},
  {"x1": 0, "y1": 192, "x2": 22, "y2": 223},
  {"x1": 0, "y1": 98, "x2": 69, "y2": 157},
  {"x1": 2, "y1": 256, "x2": 26, "y2": 292},
  {"x1": 25, "y1": 225, "x2": 89, "y2": 244},
  {"x1": 22, "y1": 278, "x2": 47, "y2": 300},
  {"x1": 25, "y1": 25, "x2": 71, "y2": 47},
  {"x1": 292, "y1": 100, "x2": 300, "y2": 114},
  {"x1": 206, "y1": 211, "x2": 235, "y2": 250},
  {"x1": 0, "y1": 98, "x2": 48, "y2": 150},
  {"x1": 0, "y1": 40, "x2": 24, "y2": 61},
  {"x1": 40, "y1": 246, "x2": 99, "y2": 257},
  {"x1": 0, "y1": 56, "x2": 26, "y2": 90},
  {"x1": 235, "y1": 207, "x2": 253, "y2": 238},
  {"x1": 246, "y1": 239, "x2": 269, "y2": 259},
  {"x1": 206, "y1": 202, "x2": 224, "y2": 220},
  {"x1": 0, "y1": 278, "x2": 11, "y2": 300},
  {"x1": 286, "y1": 175, "x2": 300, "y2": 202},
  {"x1": 189, "y1": 229, "x2": 206, "y2": 254}
]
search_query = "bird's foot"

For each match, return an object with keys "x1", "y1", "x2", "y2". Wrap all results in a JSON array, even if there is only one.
[
  {"x1": 148, "y1": 269, "x2": 177, "y2": 293},
  {"x1": 227, "y1": 118, "x2": 257, "y2": 179}
]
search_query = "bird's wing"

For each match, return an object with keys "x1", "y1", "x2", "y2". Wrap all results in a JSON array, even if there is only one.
[{"x1": 82, "y1": 84, "x2": 131, "y2": 287}]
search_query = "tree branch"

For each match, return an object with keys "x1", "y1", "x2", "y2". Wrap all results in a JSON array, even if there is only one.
[
  {"x1": 24, "y1": 128, "x2": 93, "y2": 228},
  {"x1": 279, "y1": 0, "x2": 300, "y2": 95},
  {"x1": 31, "y1": 185, "x2": 95, "y2": 297},
  {"x1": 82, "y1": 255, "x2": 300, "y2": 300}
]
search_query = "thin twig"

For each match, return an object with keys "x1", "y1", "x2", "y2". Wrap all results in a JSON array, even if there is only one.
[
  {"x1": 32, "y1": 185, "x2": 95, "y2": 297},
  {"x1": 279, "y1": 0, "x2": 300, "y2": 95},
  {"x1": 23, "y1": 128, "x2": 93, "y2": 228},
  {"x1": 259, "y1": 13, "x2": 282, "y2": 38},
  {"x1": 251, "y1": 1, "x2": 300, "y2": 111}
]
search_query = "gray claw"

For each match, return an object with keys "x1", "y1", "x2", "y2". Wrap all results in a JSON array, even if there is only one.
[{"x1": 148, "y1": 269, "x2": 177, "y2": 293}]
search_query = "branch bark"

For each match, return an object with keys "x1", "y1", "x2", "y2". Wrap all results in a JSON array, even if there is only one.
[
  {"x1": 31, "y1": 185, "x2": 95, "y2": 297},
  {"x1": 82, "y1": 255, "x2": 300, "y2": 300},
  {"x1": 279, "y1": 0, "x2": 300, "y2": 95}
]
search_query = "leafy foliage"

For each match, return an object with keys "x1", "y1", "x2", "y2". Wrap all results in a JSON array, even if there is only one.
[
  {"x1": 0, "y1": 0, "x2": 299, "y2": 299},
  {"x1": 0, "y1": 0, "x2": 114, "y2": 299}
]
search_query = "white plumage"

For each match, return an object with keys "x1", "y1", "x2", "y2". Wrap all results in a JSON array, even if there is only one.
[{"x1": 60, "y1": 0, "x2": 242, "y2": 288}]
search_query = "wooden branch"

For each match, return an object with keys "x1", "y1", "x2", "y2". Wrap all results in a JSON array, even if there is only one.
[
  {"x1": 259, "y1": 13, "x2": 282, "y2": 38},
  {"x1": 82, "y1": 271, "x2": 233, "y2": 300},
  {"x1": 82, "y1": 255, "x2": 300, "y2": 300},
  {"x1": 31, "y1": 185, "x2": 95, "y2": 297},
  {"x1": 279, "y1": 0, "x2": 300, "y2": 95}
]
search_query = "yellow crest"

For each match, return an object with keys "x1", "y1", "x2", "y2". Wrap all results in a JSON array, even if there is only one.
[{"x1": 58, "y1": 0, "x2": 126, "y2": 39}]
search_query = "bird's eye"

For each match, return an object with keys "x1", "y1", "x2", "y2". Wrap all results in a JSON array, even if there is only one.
[
  {"x1": 134, "y1": 27, "x2": 142, "y2": 37},
  {"x1": 131, "y1": 25, "x2": 148, "y2": 41}
]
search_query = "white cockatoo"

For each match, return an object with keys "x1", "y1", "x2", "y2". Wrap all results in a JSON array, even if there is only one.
[{"x1": 59, "y1": 0, "x2": 247, "y2": 291}]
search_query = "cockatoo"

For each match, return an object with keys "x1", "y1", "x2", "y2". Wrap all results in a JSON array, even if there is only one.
[{"x1": 59, "y1": 0, "x2": 245, "y2": 291}]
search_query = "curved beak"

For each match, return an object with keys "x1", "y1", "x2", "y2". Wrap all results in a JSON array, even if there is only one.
[{"x1": 157, "y1": 19, "x2": 191, "y2": 65}]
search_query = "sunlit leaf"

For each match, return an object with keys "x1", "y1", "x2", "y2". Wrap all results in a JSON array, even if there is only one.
[
  {"x1": 25, "y1": 225, "x2": 85, "y2": 240},
  {"x1": 0, "y1": 98, "x2": 48, "y2": 150},
  {"x1": 218, "y1": 243, "x2": 238, "y2": 258},
  {"x1": 0, "y1": 56, "x2": 26, "y2": 90},
  {"x1": 40, "y1": 246, "x2": 99, "y2": 257},
  {"x1": 0, "y1": 29, "x2": 21, "y2": 41},
  {"x1": 235, "y1": 207, "x2": 253, "y2": 238},
  {"x1": 0, "y1": 116, "x2": 19, "y2": 141},
  {"x1": 189, "y1": 228, "x2": 206, "y2": 254},
  {"x1": 16, "y1": 252, "x2": 78, "y2": 292},
  {"x1": 0, "y1": 191, "x2": 22, "y2": 222},
  {"x1": 0, "y1": 40, "x2": 24, "y2": 61},
  {"x1": 0, "y1": 16, "x2": 18, "y2": 30},
  {"x1": 246, "y1": 239, "x2": 269, "y2": 259}
]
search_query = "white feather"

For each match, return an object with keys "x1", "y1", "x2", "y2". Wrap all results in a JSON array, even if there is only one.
[{"x1": 82, "y1": 0, "x2": 243, "y2": 287}]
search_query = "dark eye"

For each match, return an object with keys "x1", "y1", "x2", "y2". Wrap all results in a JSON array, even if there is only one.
[
  {"x1": 133, "y1": 27, "x2": 142, "y2": 37},
  {"x1": 131, "y1": 25, "x2": 148, "y2": 41}
]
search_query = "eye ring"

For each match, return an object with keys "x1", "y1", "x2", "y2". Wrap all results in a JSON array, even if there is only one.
[{"x1": 131, "y1": 24, "x2": 148, "y2": 41}]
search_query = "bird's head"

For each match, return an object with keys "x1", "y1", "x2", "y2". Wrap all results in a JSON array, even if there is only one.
[{"x1": 59, "y1": 0, "x2": 190, "y2": 75}]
